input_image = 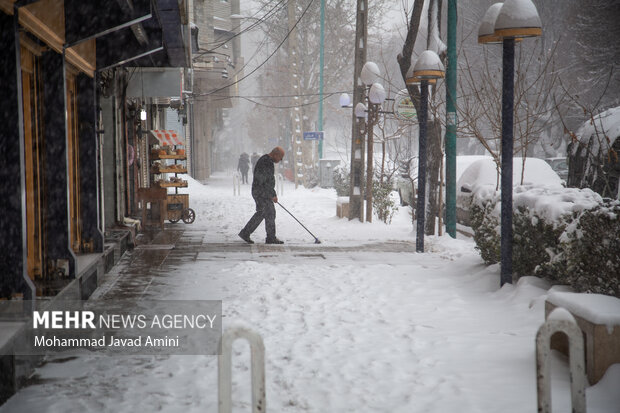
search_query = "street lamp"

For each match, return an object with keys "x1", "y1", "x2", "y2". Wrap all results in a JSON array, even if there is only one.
[
  {"x1": 343, "y1": 62, "x2": 386, "y2": 222},
  {"x1": 478, "y1": 0, "x2": 542, "y2": 285},
  {"x1": 410, "y1": 50, "x2": 444, "y2": 253},
  {"x1": 365, "y1": 80, "x2": 386, "y2": 222},
  {"x1": 356, "y1": 62, "x2": 386, "y2": 222}
]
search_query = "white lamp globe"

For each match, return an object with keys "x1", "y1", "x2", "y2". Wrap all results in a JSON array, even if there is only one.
[
  {"x1": 368, "y1": 83, "x2": 386, "y2": 105},
  {"x1": 360, "y1": 61, "x2": 380, "y2": 85},
  {"x1": 354, "y1": 102, "x2": 367, "y2": 119}
]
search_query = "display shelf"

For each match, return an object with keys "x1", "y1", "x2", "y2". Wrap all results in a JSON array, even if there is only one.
[
  {"x1": 150, "y1": 154, "x2": 187, "y2": 160},
  {"x1": 145, "y1": 131, "x2": 194, "y2": 224},
  {"x1": 157, "y1": 181, "x2": 188, "y2": 188},
  {"x1": 151, "y1": 167, "x2": 188, "y2": 174}
]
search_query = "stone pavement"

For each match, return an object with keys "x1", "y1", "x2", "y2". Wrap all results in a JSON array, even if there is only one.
[{"x1": 92, "y1": 225, "x2": 417, "y2": 300}]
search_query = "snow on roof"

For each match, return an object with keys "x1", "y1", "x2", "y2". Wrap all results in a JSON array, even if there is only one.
[
  {"x1": 458, "y1": 157, "x2": 562, "y2": 190},
  {"x1": 456, "y1": 155, "x2": 492, "y2": 180},
  {"x1": 575, "y1": 105, "x2": 620, "y2": 155},
  {"x1": 548, "y1": 291, "x2": 620, "y2": 333},
  {"x1": 459, "y1": 158, "x2": 601, "y2": 221}
]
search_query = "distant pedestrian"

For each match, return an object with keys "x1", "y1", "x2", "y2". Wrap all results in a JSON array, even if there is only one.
[
  {"x1": 251, "y1": 152, "x2": 260, "y2": 172},
  {"x1": 237, "y1": 153, "x2": 250, "y2": 184},
  {"x1": 238, "y1": 147, "x2": 285, "y2": 244}
]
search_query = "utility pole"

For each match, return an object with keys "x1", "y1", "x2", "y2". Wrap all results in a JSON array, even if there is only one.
[
  {"x1": 318, "y1": 0, "x2": 325, "y2": 159},
  {"x1": 348, "y1": 0, "x2": 368, "y2": 221},
  {"x1": 288, "y1": 0, "x2": 303, "y2": 188},
  {"x1": 445, "y1": 0, "x2": 457, "y2": 238}
]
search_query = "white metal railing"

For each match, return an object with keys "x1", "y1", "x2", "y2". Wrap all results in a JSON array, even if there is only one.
[
  {"x1": 218, "y1": 327, "x2": 266, "y2": 413},
  {"x1": 536, "y1": 307, "x2": 587, "y2": 413},
  {"x1": 233, "y1": 172, "x2": 241, "y2": 196}
]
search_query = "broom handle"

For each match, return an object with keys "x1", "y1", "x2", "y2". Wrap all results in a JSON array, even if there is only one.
[{"x1": 276, "y1": 202, "x2": 319, "y2": 241}]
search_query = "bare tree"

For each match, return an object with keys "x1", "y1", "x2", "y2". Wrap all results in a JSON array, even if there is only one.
[
  {"x1": 397, "y1": 0, "x2": 445, "y2": 235},
  {"x1": 456, "y1": 27, "x2": 570, "y2": 186}
]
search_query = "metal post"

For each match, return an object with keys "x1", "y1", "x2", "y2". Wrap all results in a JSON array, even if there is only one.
[
  {"x1": 445, "y1": 0, "x2": 457, "y2": 238},
  {"x1": 416, "y1": 80, "x2": 429, "y2": 252},
  {"x1": 218, "y1": 327, "x2": 266, "y2": 413},
  {"x1": 500, "y1": 38, "x2": 514, "y2": 285},
  {"x1": 348, "y1": 0, "x2": 367, "y2": 221},
  {"x1": 318, "y1": 0, "x2": 325, "y2": 159},
  {"x1": 536, "y1": 309, "x2": 586, "y2": 413},
  {"x1": 366, "y1": 102, "x2": 374, "y2": 222}
]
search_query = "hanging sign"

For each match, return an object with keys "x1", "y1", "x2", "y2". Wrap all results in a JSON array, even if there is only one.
[
  {"x1": 303, "y1": 131, "x2": 324, "y2": 141},
  {"x1": 394, "y1": 89, "x2": 417, "y2": 122}
]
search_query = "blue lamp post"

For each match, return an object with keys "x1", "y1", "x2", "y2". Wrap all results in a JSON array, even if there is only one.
[{"x1": 478, "y1": 0, "x2": 542, "y2": 285}]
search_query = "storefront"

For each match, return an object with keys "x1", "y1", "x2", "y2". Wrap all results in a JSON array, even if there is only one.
[{"x1": 0, "y1": 0, "x2": 189, "y2": 299}]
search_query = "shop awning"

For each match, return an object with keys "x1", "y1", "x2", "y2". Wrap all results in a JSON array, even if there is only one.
[{"x1": 149, "y1": 130, "x2": 184, "y2": 146}]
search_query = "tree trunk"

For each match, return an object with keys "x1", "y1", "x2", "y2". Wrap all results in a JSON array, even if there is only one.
[{"x1": 425, "y1": 118, "x2": 443, "y2": 235}]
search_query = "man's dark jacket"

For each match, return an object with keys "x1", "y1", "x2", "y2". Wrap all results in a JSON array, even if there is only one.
[{"x1": 252, "y1": 154, "x2": 276, "y2": 199}]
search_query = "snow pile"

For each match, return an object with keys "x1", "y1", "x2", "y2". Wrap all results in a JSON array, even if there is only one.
[
  {"x1": 512, "y1": 185, "x2": 601, "y2": 223},
  {"x1": 548, "y1": 291, "x2": 620, "y2": 331},
  {"x1": 1, "y1": 172, "x2": 619, "y2": 413}
]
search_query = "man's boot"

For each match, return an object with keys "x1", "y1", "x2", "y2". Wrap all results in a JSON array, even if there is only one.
[{"x1": 238, "y1": 231, "x2": 254, "y2": 244}]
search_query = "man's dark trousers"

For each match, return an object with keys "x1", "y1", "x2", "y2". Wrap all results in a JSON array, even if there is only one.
[{"x1": 240, "y1": 197, "x2": 276, "y2": 239}]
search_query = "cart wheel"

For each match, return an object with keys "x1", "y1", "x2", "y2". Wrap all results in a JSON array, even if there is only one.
[
  {"x1": 168, "y1": 210, "x2": 182, "y2": 223},
  {"x1": 182, "y1": 208, "x2": 196, "y2": 224}
]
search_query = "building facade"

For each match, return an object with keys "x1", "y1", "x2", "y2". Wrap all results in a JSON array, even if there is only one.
[
  {"x1": 0, "y1": 0, "x2": 190, "y2": 300},
  {"x1": 189, "y1": 0, "x2": 241, "y2": 181}
]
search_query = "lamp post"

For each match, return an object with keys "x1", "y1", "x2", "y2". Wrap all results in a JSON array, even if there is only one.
[
  {"x1": 478, "y1": 0, "x2": 542, "y2": 285},
  {"x1": 409, "y1": 50, "x2": 444, "y2": 253},
  {"x1": 360, "y1": 62, "x2": 386, "y2": 222},
  {"x1": 343, "y1": 62, "x2": 387, "y2": 223}
]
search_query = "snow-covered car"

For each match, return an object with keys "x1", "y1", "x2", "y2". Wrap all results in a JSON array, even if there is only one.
[
  {"x1": 544, "y1": 157, "x2": 568, "y2": 181},
  {"x1": 456, "y1": 157, "x2": 563, "y2": 227},
  {"x1": 395, "y1": 155, "x2": 489, "y2": 207}
]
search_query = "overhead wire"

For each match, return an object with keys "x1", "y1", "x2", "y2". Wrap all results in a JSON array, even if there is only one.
[
  {"x1": 194, "y1": 0, "x2": 316, "y2": 98},
  {"x1": 201, "y1": 0, "x2": 289, "y2": 53}
]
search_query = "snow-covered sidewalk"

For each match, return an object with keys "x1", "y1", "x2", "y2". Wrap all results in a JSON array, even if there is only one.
[{"x1": 1, "y1": 172, "x2": 617, "y2": 413}]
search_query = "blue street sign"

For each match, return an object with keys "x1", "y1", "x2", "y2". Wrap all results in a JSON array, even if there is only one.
[{"x1": 303, "y1": 131, "x2": 324, "y2": 141}]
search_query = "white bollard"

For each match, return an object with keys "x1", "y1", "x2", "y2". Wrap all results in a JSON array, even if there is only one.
[
  {"x1": 218, "y1": 327, "x2": 266, "y2": 413},
  {"x1": 233, "y1": 172, "x2": 241, "y2": 196},
  {"x1": 536, "y1": 307, "x2": 587, "y2": 413}
]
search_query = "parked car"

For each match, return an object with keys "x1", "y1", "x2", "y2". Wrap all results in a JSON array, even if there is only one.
[
  {"x1": 544, "y1": 157, "x2": 568, "y2": 181},
  {"x1": 394, "y1": 155, "x2": 490, "y2": 207},
  {"x1": 456, "y1": 157, "x2": 563, "y2": 227}
]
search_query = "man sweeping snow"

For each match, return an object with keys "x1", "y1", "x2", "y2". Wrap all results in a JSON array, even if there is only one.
[{"x1": 238, "y1": 147, "x2": 285, "y2": 244}]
